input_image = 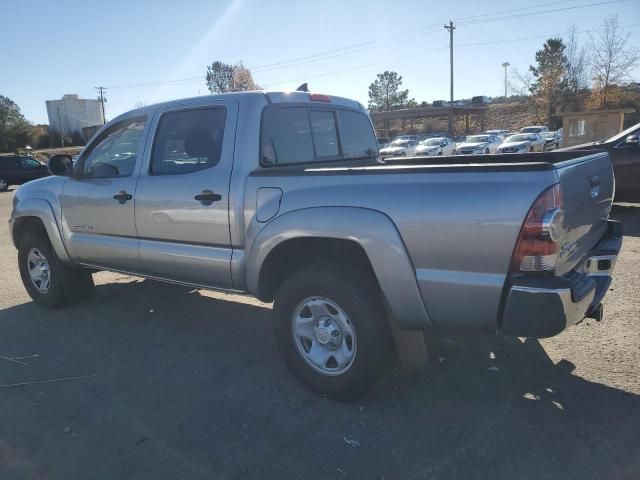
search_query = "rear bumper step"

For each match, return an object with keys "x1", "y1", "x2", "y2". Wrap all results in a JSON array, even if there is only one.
[{"x1": 500, "y1": 220, "x2": 622, "y2": 338}]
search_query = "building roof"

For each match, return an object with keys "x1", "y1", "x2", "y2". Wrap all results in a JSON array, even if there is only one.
[{"x1": 558, "y1": 108, "x2": 635, "y2": 117}]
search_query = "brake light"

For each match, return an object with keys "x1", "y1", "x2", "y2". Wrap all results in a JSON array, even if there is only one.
[
  {"x1": 310, "y1": 93, "x2": 331, "y2": 102},
  {"x1": 511, "y1": 184, "x2": 565, "y2": 272}
]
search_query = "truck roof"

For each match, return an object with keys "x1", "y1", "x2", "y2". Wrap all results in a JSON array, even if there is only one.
[{"x1": 111, "y1": 90, "x2": 366, "y2": 123}]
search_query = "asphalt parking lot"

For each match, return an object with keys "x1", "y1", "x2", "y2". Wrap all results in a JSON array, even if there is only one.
[{"x1": 0, "y1": 189, "x2": 639, "y2": 480}]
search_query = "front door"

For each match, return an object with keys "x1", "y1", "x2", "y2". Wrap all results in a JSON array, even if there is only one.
[
  {"x1": 60, "y1": 116, "x2": 149, "y2": 271},
  {"x1": 134, "y1": 103, "x2": 236, "y2": 289}
]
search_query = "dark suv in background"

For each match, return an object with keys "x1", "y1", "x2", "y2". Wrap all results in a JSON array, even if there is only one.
[
  {"x1": 0, "y1": 156, "x2": 49, "y2": 191},
  {"x1": 561, "y1": 122, "x2": 640, "y2": 203}
]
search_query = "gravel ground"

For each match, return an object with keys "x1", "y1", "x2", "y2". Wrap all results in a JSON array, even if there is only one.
[{"x1": 0, "y1": 189, "x2": 638, "y2": 480}]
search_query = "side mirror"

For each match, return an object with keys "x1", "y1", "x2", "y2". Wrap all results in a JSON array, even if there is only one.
[
  {"x1": 47, "y1": 154, "x2": 73, "y2": 176},
  {"x1": 625, "y1": 134, "x2": 639, "y2": 146}
]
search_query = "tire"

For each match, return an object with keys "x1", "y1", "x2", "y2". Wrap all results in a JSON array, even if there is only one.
[
  {"x1": 0, "y1": 177, "x2": 9, "y2": 192},
  {"x1": 530, "y1": 146, "x2": 534, "y2": 152},
  {"x1": 18, "y1": 232, "x2": 94, "y2": 308},
  {"x1": 273, "y1": 262, "x2": 391, "y2": 400},
  {"x1": 485, "y1": 148, "x2": 490, "y2": 154}
]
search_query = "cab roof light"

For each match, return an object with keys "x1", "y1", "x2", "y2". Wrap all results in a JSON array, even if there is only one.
[{"x1": 310, "y1": 93, "x2": 331, "y2": 102}]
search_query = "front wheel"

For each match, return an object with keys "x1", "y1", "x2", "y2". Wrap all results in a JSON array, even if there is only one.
[
  {"x1": 273, "y1": 262, "x2": 392, "y2": 399},
  {"x1": 18, "y1": 232, "x2": 94, "y2": 308},
  {"x1": 485, "y1": 148, "x2": 490, "y2": 154}
]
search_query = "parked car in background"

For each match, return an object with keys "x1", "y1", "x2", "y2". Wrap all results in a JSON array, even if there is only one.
[
  {"x1": 0, "y1": 155, "x2": 49, "y2": 191},
  {"x1": 455, "y1": 134, "x2": 501, "y2": 154},
  {"x1": 432, "y1": 100, "x2": 447, "y2": 107},
  {"x1": 560, "y1": 122, "x2": 640, "y2": 202},
  {"x1": 541, "y1": 131, "x2": 562, "y2": 150},
  {"x1": 520, "y1": 125, "x2": 549, "y2": 134},
  {"x1": 395, "y1": 134, "x2": 419, "y2": 142},
  {"x1": 497, "y1": 133, "x2": 546, "y2": 153},
  {"x1": 379, "y1": 138, "x2": 418, "y2": 157},
  {"x1": 377, "y1": 137, "x2": 390, "y2": 149},
  {"x1": 471, "y1": 96, "x2": 492, "y2": 105},
  {"x1": 484, "y1": 129, "x2": 511, "y2": 141},
  {"x1": 415, "y1": 137, "x2": 456, "y2": 156}
]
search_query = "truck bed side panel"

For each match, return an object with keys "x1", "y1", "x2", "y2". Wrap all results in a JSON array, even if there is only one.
[{"x1": 246, "y1": 167, "x2": 558, "y2": 332}]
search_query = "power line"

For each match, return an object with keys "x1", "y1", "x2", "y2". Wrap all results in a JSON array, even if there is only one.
[{"x1": 102, "y1": 0, "x2": 624, "y2": 91}]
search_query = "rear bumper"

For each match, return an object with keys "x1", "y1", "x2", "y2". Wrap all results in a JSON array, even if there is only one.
[{"x1": 500, "y1": 220, "x2": 622, "y2": 338}]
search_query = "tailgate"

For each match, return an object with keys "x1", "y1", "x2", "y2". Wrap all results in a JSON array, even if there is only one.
[{"x1": 555, "y1": 151, "x2": 614, "y2": 275}]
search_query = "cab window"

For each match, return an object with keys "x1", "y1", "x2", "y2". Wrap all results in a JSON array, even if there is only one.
[{"x1": 80, "y1": 118, "x2": 146, "y2": 178}]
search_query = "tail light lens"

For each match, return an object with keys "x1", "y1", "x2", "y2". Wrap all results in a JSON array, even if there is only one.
[{"x1": 511, "y1": 184, "x2": 564, "y2": 272}]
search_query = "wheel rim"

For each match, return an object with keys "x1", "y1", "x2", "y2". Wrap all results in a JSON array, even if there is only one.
[
  {"x1": 27, "y1": 248, "x2": 51, "y2": 293},
  {"x1": 0, "y1": 178, "x2": 7, "y2": 190},
  {"x1": 291, "y1": 297, "x2": 357, "y2": 376}
]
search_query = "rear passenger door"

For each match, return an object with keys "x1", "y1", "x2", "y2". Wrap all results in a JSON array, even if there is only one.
[{"x1": 134, "y1": 102, "x2": 237, "y2": 289}]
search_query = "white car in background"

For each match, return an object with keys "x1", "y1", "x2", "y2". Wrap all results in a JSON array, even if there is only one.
[
  {"x1": 415, "y1": 137, "x2": 456, "y2": 156},
  {"x1": 484, "y1": 129, "x2": 511, "y2": 141},
  {"x1": 497, "y1": 133, "x2": 546, "y2": 153},
  {"x1": 379, "y1": 138, "x2": 418, "y2": 157},
  {"x1": 454, "y1": 134, "x2": 501, "y2": 154},
  {"x1": 520, "y1": 125, "x2": 549, "y2": 134}
]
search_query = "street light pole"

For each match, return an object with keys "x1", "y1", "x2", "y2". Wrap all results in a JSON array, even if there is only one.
[{"x1": 501, "y1": 62, "x2": 510, "y2": 99}]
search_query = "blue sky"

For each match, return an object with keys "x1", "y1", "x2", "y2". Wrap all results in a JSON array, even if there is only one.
[{"x1": 3, "y1": 0, "x2": 640, "y2": 124}]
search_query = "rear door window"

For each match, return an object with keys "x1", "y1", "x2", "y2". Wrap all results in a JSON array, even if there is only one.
[
  {"x1": 261, "y1": 108, "x2": 314, "y2": 165},
  {"x1": 151, "y1": 107, "x2": 226, "y2": 175}
]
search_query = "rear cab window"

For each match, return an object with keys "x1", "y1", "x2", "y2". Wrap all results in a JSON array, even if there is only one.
[{"x1": 261, "y1": 106, "x2": 378, "y2": 166}]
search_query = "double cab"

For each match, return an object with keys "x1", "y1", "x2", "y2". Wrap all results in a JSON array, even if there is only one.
[{"x1": 10, "y1": 91, "x2": 622, "y2": 398}]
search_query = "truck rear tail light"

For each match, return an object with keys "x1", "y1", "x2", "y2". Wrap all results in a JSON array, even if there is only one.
[
  {"x1": 309, "y1": 93, "x2": 331, "y2": 102},
  {"x1": 511, "y1": 184, "x2": 565, "y2": 272}
]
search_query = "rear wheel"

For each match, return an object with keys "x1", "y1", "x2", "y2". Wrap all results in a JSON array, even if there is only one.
[
  {"x1": 273, "y1": 262, "x2": 391, "y2": 399},
  {"x1": 0, "y1": 177, "x2": 8, "y2": 192}
]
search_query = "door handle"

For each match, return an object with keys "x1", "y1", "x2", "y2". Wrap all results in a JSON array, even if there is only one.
[
  {"x1": 113, "y1": 191, "x2": 132, "y2": 203},
  {"x1": 194, "y1": 190, "x2": 222, "y2": 205}
]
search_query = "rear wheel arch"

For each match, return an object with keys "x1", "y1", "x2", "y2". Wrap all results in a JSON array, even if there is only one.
[{"x1": 256, "y1": 237, "x2": 378, "y2": 303}]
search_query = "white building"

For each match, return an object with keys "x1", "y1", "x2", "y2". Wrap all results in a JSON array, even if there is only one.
[{"x1": 46, "y1": 94, "x2": 104, "y2": 139}]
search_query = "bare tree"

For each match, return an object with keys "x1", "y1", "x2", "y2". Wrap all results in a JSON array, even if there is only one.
[
  {"x1": 563, "y1": 26, "x2": 589, "y2": 110},
  {"x1": 590, "y1": 15, "x2": 640, "y2": 108},
  {"x1": 508, "y1": 67, "x2": 533, "y2": 97}
]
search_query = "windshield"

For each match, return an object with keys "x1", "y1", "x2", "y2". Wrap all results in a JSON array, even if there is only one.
[
  {"x1": 604, "y1": 122, "x2": 640, "y2": 143},
  {"x1": 390, "y1": 139, "x2": 408, "y2": 146},
  {"x1": 465, "y1": 135, "x2": 489, "y2": 143},
  {"x1": 521, "y1": 127, "x2": 542, "y2": 133},
  {"x1": 541, "y1": 132, "x2": 555, "y2": 139},
  {"x1": 421, "y1": 139, "x2": 442, "y2": 146},
  {"x1": 505, "y1": 134, "x2": 531, "y2": 142}
]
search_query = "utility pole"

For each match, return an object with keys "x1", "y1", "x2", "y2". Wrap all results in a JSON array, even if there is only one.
[
  {"x1": 501, "y1": 62, "x2": 510, "y2": 99},
  {"x1": 95, "y1": 86, "x2": 107, "y2": 124},
  {"x1": 444, "y1": 20, "x2": 455, "y2": 135}
]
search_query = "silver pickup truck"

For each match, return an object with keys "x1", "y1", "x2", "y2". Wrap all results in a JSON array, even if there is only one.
[{"x1": 9, "y1": 91, "x2": 622, "y2": 398}]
